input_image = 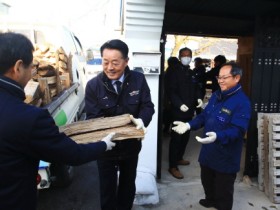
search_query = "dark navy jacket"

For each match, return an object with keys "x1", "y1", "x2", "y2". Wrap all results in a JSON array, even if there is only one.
[
  {"x1": 206, "y1": 66, "x2": 221, "y2": 92},
  {"x1": 165, "y1": 63, "x2": 203, "y2": 121},
  {"x1": 85, "y1": 67, "x2": 155, "y2": 159},
  {"x1": 189, "y1": 84, "x2": 251, "y2": 173},
  {"x1": 0, "y1": 76, "x2": 106, "y2": 210}
]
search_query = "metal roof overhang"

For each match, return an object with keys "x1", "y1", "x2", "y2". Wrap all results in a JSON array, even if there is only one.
[{"x1": 162, "y1": 0, "x2": 280, "y2": 37}]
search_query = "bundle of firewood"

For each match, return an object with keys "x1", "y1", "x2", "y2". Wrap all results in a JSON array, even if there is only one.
[
  {"x1": 33, "y1": 44, "x2": 59, "y2": 96},
  {"x1": 24, "y1": 44, "x2": 71, "y2": 106},
  {"x1": 59, "y1": 114, "x2": 145, "y2": 143}
]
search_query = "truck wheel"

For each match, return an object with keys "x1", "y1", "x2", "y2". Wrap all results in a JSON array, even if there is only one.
[{"x1": 50, "y1": 163, "x2": 74, "y2": 187}]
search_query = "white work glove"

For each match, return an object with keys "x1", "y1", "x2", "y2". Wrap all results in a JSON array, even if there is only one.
[
  {"x1": 130, "y1": 115, "x2": 147, "y2": 134},
  {"x1": 196, "y1": 99, "x2": 203, "y2": 108},
  {"x1": 196, "y1": 132, "x2": 217, "y2": 144},
  {"x1": 172, "y1": 121, "x2": 190, "y2": 134},
  {"x1": 101, "y1": 132, "x2": 116, "y2": 151},
  {"x1": 180, "y1": 104, "x2": 189, "y2": 112}
]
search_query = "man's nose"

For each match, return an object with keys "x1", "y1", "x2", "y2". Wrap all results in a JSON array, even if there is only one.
[{"x1": 107, "y1": 62, "x2": 114, "y2": 70}]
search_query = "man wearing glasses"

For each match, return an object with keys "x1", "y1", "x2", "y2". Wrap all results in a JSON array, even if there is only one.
[
  {"x1": 172, "y1": 62, "x2": 251, "y2": 210},
  {"x1": 85, "y1": 39, "x2": 155, "y2": 210}
]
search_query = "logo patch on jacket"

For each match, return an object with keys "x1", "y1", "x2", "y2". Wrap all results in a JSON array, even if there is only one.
[
  {"x1": 221, "y1": 108, "x2": 231, "y2": 115},
  {"x1": 129, "y1": 90, "x2": 139, "y2": 96}
]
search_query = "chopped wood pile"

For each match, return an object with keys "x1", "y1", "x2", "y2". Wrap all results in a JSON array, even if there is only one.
[
  {"x1": 24, "y1": 44, "x2": 72, "y2": 107},
  {"x1": 59, "y1": 114, "x2": 145, "y2": 143}
]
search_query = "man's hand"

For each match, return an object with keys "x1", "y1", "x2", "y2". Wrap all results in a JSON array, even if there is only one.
[
  {"x1": 101, "y1": 132, "x2": 116, "y2": 151},
  {"x1": 195, "y1": 132, "x2": 217, "y2": 144},
  {"x1": 196, "y1": 99, "x2": 203, "y2": 108},
  {"x1": 130, "y1": 115, "x2": 147, "y2": 133},
  {"x1": 180, "y1": 104, "x2": 189, "y2": 112},
  {"x1": 172, "y1": 121, "x2": 190, "y2": 134}
]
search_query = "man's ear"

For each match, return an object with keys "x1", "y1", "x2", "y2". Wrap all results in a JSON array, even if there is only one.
[
  {"x1": 235, "y1": 74, "x2": 241, "y2": 83},
  {"x1": 14, "y1": 60, "x2": 23, "y2": 73},
  {"x1": 124, "y1": 57, "x2": 129, "y2": 66},
  {"x1": 5, "y1": 60, "x2": 23, "y2": 80}
]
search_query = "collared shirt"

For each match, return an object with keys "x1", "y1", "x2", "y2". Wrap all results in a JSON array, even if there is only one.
[{"x1": 111, "y1": 73, "x2": 125, "y2": 93}]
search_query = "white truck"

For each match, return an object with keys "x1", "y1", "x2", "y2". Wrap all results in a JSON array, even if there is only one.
[{"x1": 0, "y1": 20, "x2": 89, "y2": 189}]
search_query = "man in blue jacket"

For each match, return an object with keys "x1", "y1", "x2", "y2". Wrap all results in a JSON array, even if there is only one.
[
  {"x1": 0, "y1": 32, "x2": 116, "y2": 210},
  {"x1": 85, "y1": 39, "x2": 155, "y2": 210},
  {"x1": 172, "y1": 62, "x2": 251, "y2": 210}
]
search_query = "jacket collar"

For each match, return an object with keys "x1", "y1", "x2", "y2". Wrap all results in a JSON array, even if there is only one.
[
  {"x1": 0, "y1": 76, "x2": 26, "y2": 101},
  {"x1": 179, "y1": 63, "x2": 190, "y2": 70},
  {"x1": 215, "y1": 84, "x2": 242, "y2": 101},
  {"x1": 100, "y1": 66, "x2": 131, "y2": 86}
]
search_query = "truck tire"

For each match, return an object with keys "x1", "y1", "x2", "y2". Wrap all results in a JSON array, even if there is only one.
[{"x1": 50, "y1": 163, "x2": 74, "y2": 187}]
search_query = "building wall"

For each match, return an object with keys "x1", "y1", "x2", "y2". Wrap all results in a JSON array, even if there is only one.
[{"x1": 124, "y1": 0, "x2": 166, "y2": 176}]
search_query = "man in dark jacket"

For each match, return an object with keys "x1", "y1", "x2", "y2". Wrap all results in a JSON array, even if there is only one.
[
  {"x1": 206, "y1": 55, "x2": 227, "y2": 92},
  {"x1": 0, "y1": 32, "x2": 116, "y2": 210},
  {"x1": 165, "y1": 47, "x2": 203, "y2": 179},
  {"x1": 85, "y1": 39, "x2": 155, "y2": 210},
  {"x1": 163, "y1": 56, "x2": 180, "y2": 133},
  {"x1": 193, "y1": 57, "x2": 207, "y2": 114},
  {"x1": 172, "y1": 62, "x2": 251, "y2": 210}
]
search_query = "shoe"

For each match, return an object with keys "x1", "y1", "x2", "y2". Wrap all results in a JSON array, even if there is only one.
[
  {"x1": 177, "y1": 159, "x2": 190, "y2": 165},
  {"x1": 168, "y1": 168, "x2": 184, "y2": 179},
  {"x1": 199, "y1": 199, "x2": 216, "y2": 208}
]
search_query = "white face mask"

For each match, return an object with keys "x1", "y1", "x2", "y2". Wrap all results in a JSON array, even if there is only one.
[{"x1": 181, "y1": 56, "x2": 192, "y2": 66}]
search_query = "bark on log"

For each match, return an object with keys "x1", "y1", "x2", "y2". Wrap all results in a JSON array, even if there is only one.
[
  {"x1": 71, "y1": 124, "x2": 144, "y2": 143},
  {"x1": 59, "y1": 114, "x2": 145, "y2": 143}
]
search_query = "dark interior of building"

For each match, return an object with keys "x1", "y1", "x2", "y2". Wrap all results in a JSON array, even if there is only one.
[
  {"x1": 162, "y1": 0, "x2": 280, "y2": 37},
  {"x1": 160, "y1": 0, "x2": 280, "y2": 177}
]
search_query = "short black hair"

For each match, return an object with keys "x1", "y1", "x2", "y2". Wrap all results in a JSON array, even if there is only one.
[
  {"x1": 100, "y1": 39, "x2": 129, "y2": 59},
  {"x1": 214, "y1": 55, "x2": 226, "y2": 64},
  {"x1": 222, "y1": 62, "x2": 243, "y2": 77},
  {"x1": 0, "y1": 32, "x2": 34, "y2": 75},
  {"x1": 194, "y1": 57, "x2": 203, "y2": 63},
  {"x1": 167, "y1": 56, "x2": 180, "y2": 66},
  {"x1": 179, "y1": 47, "x2": 192, "y2": 57}
]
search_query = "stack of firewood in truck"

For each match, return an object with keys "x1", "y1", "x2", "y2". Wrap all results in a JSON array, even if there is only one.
[{"x1": 24, "y1": 44, "x2": 72, "y2": 107}]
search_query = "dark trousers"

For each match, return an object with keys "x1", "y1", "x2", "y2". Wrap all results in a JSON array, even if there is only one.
[
  {"x1": 169, "y1": 129, "x2": 190, "y2": 168},
  {"x1": 163, "y1": 107, "x2": 172, "y2": 133},
  {"x1": 200, "y1": 164, "x2": 237, "y2": 210},
  {"x1": 97, "y1": 156, "x2": 139, "y2": 210},
  {"x1": 195, "y1": 107, "x2": 202, "y2": 115}
]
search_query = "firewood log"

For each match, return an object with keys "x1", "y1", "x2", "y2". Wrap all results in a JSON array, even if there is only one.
[
  {"x1": 59, "y1": 114, "x2": 145, "y2": 143},
  {"x1": 70, "y1": 124, "x2": 144, "y2": 143}
]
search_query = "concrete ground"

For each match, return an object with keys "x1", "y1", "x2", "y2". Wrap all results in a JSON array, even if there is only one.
[{"x1": 132, "y1": 128, "x2": 280, "y2": 210}]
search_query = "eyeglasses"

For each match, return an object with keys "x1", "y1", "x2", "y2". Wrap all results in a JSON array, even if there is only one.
[{"x1": 216, "y1": 75, "x2": 233, "y2": 80}]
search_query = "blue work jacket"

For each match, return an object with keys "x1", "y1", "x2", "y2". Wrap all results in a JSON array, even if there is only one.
[
  {"x1": 189, "y1": 84, "x2": 251, "y2": 173},
  {"x1": 0, "y1": 76, "x2": 106, "y2": 210},
  {"x1": 85, "y1": 67, "x2": 155, "y2": 159}
]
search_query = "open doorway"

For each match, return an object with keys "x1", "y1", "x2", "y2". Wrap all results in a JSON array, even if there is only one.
[
  {"x1": 159, "y1": 34, "x2": 254, "y2": 178},
  {"x1": 162, "y1": 35, "x2": 239, "y2": 134}
]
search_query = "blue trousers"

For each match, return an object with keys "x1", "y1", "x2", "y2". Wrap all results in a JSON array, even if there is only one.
[{"x1": 97, "y1": 156, "x2": 139, "y2": 210}]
